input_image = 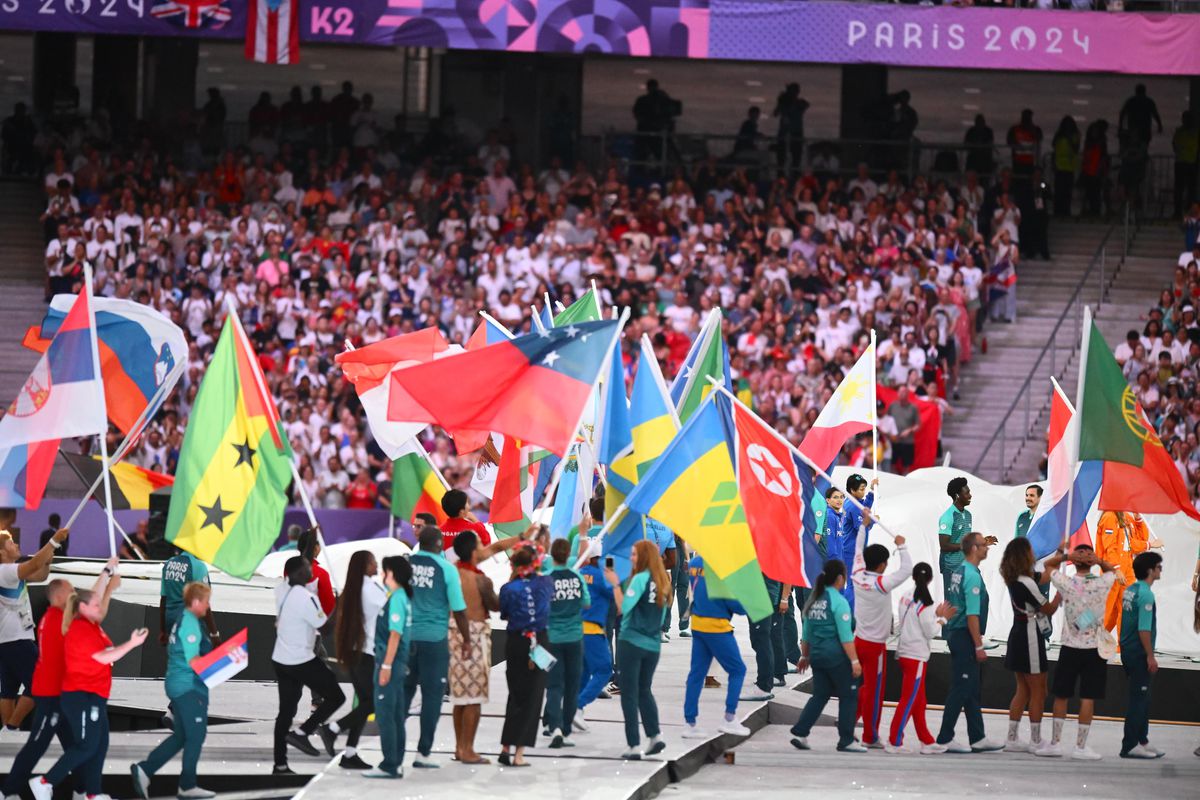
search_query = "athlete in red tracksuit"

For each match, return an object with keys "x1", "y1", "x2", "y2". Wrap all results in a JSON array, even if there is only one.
[{"x1": 850, "y1": 521, "x2": 912, "y2": 747}]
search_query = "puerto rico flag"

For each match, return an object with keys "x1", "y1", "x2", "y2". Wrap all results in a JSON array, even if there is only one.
[
  {"x1": 190, "y1": 628, "x2": 249, "y2": 688},
  {"x1": 246, "y1": 0, "x2": 300, "y2": 65},
  {"x1": 151, "y1": 0, "x2": 232, "y2": 29}
]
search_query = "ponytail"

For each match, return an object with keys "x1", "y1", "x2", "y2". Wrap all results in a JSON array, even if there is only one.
[
  {"x1": 911, "y1": 562, "x2": 934, "y2": 608},
  {"x1": 62, "y1": 589, "x2": 93, "y2": 635},
  {"x1": 803, "y1": 559, "x2": 846, "y2": 616}
]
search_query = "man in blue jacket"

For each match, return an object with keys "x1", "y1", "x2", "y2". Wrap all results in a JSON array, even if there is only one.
[{"x1": 681, "y1": 554, "x2": 751, "y2": 739}]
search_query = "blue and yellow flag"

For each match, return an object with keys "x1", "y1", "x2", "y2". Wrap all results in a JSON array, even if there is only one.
[{"x1": 621, "y1": 395, "x2": 772, "y2": 621}]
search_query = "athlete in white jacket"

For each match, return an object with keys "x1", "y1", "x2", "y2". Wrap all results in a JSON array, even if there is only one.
[{"x1": 889, "y1": 562, "x2": 953, "y2": 753}]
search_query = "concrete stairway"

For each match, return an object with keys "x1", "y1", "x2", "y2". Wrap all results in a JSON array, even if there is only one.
[{"x1": 942, "y1": 220, "x2": 1183, "y2": 485}]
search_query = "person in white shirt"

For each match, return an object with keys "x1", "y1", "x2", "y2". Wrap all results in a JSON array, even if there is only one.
[
  {"x1": 1036, "y1": 545, "x2": 1118, "y2": 760},
  {"x1": 850, "y1": 513, "x2": 913, "y2": 749},
  {"x1": 271, "y1": 557, "x2": 346, "y2": 774},
  {"x1": 888, "y1": 562, "x2": 954, "y2": 753}
]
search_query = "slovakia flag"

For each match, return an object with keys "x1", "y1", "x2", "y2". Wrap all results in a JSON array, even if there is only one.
[
  {"x1": 190, "y1": 628, "x2": 250, "y2": 688},
  {"x1": 246, "y1": 0, "x2": 299, "y2": 65}
]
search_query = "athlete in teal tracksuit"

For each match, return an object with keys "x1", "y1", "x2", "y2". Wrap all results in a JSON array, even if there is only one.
[
  {"x1": 1119, "y1": 552, "x2": 1162, "y2": 759},
  {"x1": 682, "y1": 555, "x2": 748, "y2": 737},
  {"x1": 617, "y1": 544, "x2": 668, "y2": 759},
  {"x1": 366, "y1": 556, "x2": 412, "y2": 778},
  {"x1": 543, "y1": 539, "x2": 591, "y2": 747}
]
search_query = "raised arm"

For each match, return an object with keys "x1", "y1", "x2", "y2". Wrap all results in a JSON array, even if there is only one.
[
  {"x1": 93, "y1": 627, "x2": 149, "y2": 665},
  {"x1": 17, "y1": 527, "x2": 69, "y2": 582}
]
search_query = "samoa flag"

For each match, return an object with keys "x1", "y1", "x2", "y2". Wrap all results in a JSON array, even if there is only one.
[
  {"x1": 25, "y1": 296, "x2": 187, "y2": 440},
  {"x1": 190, "y1": 628, "x2": 249, "y2": 688}
]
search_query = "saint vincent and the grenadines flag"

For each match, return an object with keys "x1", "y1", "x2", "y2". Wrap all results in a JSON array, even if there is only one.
[
  {"x1": 1077, "y1": 314, "x2": 1200, "y2": 522},
  {"x1": 165, "y1": 313, "x2": 293, "y2": 580},
  {"x1": 388, "y1": 319, "x2": 621, "y2": 458}
]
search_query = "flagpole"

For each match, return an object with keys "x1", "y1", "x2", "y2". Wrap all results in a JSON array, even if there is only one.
[
  {"x1": 478, "y1": 310, "x2": 516, "y2": 340},
  {"x1": 79, "y1": 265, "x2": 118, "y2": 558},
  {"x1": 1064, "y1": 305, "x2": 1092, "y2": 549},
  {"x1": 590, "y1": 279, "x2": 603, "y2": 318},
  {"x1": 531, "y1": 306, "x2": 546, "y2": 334},
  {"x1": 869, "y1": 329, "x2": 879, "y2": 506},
  {"x1": 707, "y1": 378, "x2": 902, "y2": 541},
  {"x1": 57, "y1": 452, "x2": 147, "y2": 559}
]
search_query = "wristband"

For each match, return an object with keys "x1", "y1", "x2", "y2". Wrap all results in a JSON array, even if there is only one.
[
  {"x1": 975, "y1": 646, "x2": 985, "y2": 652},
  {"x1": 380, "y1": 664, "x2": 392, "y2": 670},
  {"x1": 50, "y1": 539, "x2": 62, "y2": 550},
  {"x1": 851, "y1": 660, "x2": 860, "y2": 665}
]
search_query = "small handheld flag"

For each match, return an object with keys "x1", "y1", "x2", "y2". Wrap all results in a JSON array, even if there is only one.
[{"x1": 190, "y1": 628, "x2": 249, "y2": 688}]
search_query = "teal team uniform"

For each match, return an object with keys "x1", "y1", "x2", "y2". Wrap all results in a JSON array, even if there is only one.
[
  {"x1": 789, "y1": 589, "x2": 860, "y2": 749},
  {"x1": 136, "y1": 609, "x2": 212, "y2": 791},
  {"x1": 543, "y1": 565, "x2": 591, "y2": 737},
  {"x1": 161, "y1": 553, "x2": 210, "y2": 631},
  {"x1": 374, "y1": 589, "x2": 411, "y2": 775},
  {"x1": 1119, "y1": 579, "x2": 1156, "y2": 756},
  {"x1": 937, "y1": 505, "x2": 972, "y2": 592},
  {"x1": 617, "y1": 572, "x2": 665, "y2": 748},
  {"x1": 937, "y1": 562, "x2": 989, "y2": 746},
  {"x1": 404, "y1": 550, "x2": 466, "y2": 759}
]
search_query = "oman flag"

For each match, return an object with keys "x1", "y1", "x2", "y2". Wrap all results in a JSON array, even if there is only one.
[
  {"x1": 1077, "y1": 312, "x2": 1200, "y2": 522},
  {"x1": 798, "y1": 341, "x2": 875, "y2": 469}
]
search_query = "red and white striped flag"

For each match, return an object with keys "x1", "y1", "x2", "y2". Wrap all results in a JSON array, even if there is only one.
[{"x1": 245, "y1": 0, "x2": 299, "y2": 65}]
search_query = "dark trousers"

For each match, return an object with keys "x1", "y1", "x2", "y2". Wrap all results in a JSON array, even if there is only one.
[
  {"x1": 616, "y1": 640, "x2": 660, "y2": 747},
  {"x1": 3, "y1": 696, "x2": 76, "y2": 794},
  {"x1": 1175, "y1": 160, "x2": 1198, "y2": 218},
  {"x1": 374, "y1": 666, "x2": 406, "y2": 775},
  {"x1": 336, "y1": 657, "x2": 375, "y2": 748},
  {"x1": 140, "y1": 691, "x2": 207, "y2": 790},
  {"x1": 45, "y1": 691, "x2": 108, "y2": 794},
  {"x1": 272, "y1": 657, "x2": 346, "y2": 767},
  {"x1": 790, "y1": 661, "x2": 860, "y2": 748},
  {"x1": 543, "y1": 639, "x2": 583, "y2": 734},
  {"x1": 1054, "y1": 169, "x2": 1075, "y2": 216},
  {"x1": 403, "y1": 639, "x2": 450, "y2": 757},
  {"x1": 785, "y1": 588, "x2": 806, "y2": 664},
  {"x1": 747, "y1": 616, "x2": 775, "y2": 692},
  {"x1": 501, "y1": 633, "x2": 547, "y2": 748},
  {"x1": 663, "y1": 556, "x2": 691, "y2": 633},
  {"x1": 1120, "y1": 653, "x2": 1152, "y2": 754},
  {"x1": 937, "y1": 629, "x2": 986, "y2": 746},
  {"x1": 606, "y1": 603, "x2": 621, "y2": 688}
]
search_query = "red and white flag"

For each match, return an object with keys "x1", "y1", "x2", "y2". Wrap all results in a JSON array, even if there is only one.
[{"x1": 246, "y1": 0, "x2": 299, "y2": 65}]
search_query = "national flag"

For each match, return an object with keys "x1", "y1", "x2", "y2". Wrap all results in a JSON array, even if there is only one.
[
  {"x1": 554, "y1": 288, "x2": 603, "y2": 328},
  {"x1": 466, "y1": 314, "x2": 514, "y2": 350},
  {"x1": 670, "y1": 310, "x2": 733, "y2": 424},
  {"x1": 190, "y1": 628, "x2": 249, "y2": 688},
  {"x1": 0, "y1": 287, "x2": 107, "y2": 450},
  {"x1": 151, "y1": 0, "x2": 231, "y2": 28},
  {"x1": 1077, "y1": 315, "x2": 1200, "y2": 521},
  {"x1": 27, "y1": 295, "x2": 187, "y2": 438},
  {"x1": 0, "y1": 441, "x2": 59, "y2": 510},
  {"x1": 390, "y1": 438, "x2": 448, "y2": 525},
  {"x1": 245, "y1": 0, "x2": 299, "y2": 64},
  {"x1": 1026, "y1": 381, "x2": 1101, "y2": 558},
  {"x1": 550, "y1": 439, "x2": 596, "y2": 540},
  {"x1": 595, "y1": 339, "x2": 632, "y2": 468},
  {"x1": 335, "y1": 328, "x2": 453, "y2": 460},
  {"x1": 798, "y1": 342, "x2": 875, "y2": 470},
  {"x1": 490, "y1": 436, "x2": 552, "y2": 537},
  {"x1": 388, "y1": 320, "x2": 621, "y2": 458},
  {"x1": 728, "y1": 396, "x2": 807, "y2": 587},
  {"x1": 603, "y1": 338, "x2": 678, "y2": 567},
  {"x1": 165, "y1": 313, "x2": 293, "y2": 580},
  {"x1": 61, "y1": 453, "x2": 174, "y2": 511},
  {"x1": 621, "y1": 397, "x2": 772, "y2": 621},
  {"x1": 875, "y1": 384, "x2": 942, "y2": 470}
]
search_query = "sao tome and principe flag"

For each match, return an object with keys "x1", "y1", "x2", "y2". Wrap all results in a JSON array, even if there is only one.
[
  {"x1": 390, "y1": 438, "x2": 448, "y2": 525},
  {"x1": 165, "y1": 312, "x2": 293, "y2": 580},
  {"x1": 1077, "y1": 315, "x2": 1200, "y2": 522},
  {"x1": 621, "y1": 395, "x2": 771, "y2": 621}
]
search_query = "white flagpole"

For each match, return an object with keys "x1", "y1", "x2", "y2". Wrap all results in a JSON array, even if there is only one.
[
  {"x1": 82, "y1": 265, "x2": 118, "y2": 558},
  {"x1": 590, "y1": 279, "x2": 603, "y2": 318},
  {"x1": 531, "y1": 306, "x2": 547, "y2": 333},
  {"x1": 1064, "y1": 305, "x2": 1092, "y2": 548},
  {"x1": 478, "y1": 310, "x2": 516, "y2": 340},
  {"x1": 869, "y1": 329, "x2": 879, "y2": 506}
]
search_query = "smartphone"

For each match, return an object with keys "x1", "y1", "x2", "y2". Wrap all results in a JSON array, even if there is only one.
[{"x1": 605, "y1": 556, "x2": 614, "y2": 570}]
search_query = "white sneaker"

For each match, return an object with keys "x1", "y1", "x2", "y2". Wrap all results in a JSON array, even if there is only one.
[
  {"x1": 621, "y1": 748, "x2": 642, "y2": 760},
  {"x1": 942, "y1": 740, "x2": 972, "y2": 754},
  {"x1": 1143, "y1": 743, "x2": 1166, "y2": 757},
  {"x1": 130, "y1": 763, "x2": 150, "y2": 800},
  {"x1": 682, "y1": 724, "x2": 710, "y2": 739},
  {"x1": 920, "y1": 743, "x2": 949, "y2": 755},
  {"x1": 572, "y1": 717, "x2": 590, "y2": 733},
  {"x1": 838, "y1": 740, "x2": 868, "y2": 753},
  {"x1": 866, "y1": 739, "x2": 885, "y2": 750},
  {"x1": 1071, "y1": 745, "x2": 1102, "y2": 761},
  {"x1": 790, "y1": 737, "x2": 810, "y2": 751},
  {"x1": 1121, "y1": 744, "x2": 1158, "y2": 759},
  {"x1": 363, "y1": 766, "x2": 402, "y2": 778},
  {"x1": 884, "y1": 743, "x2": 912, "y2": 754},
  {"x1": 74, "y1": 793, "x2": 88, "y2": 800},
  {"x1": 178, "y1": 788, "x2": 216, "y2": 799},
  {"x1": 717, "y1": 720, "x2": 750, "y2": 737},
  {"x1": 739, "y1": 691, "x2": 774, "y2": 702},
  {"x1": 1004, "y1": 739, "x2": 1030, "y2": 753},
  {"x1": 1034, "y1": 741, "x2": 1064, "y2": 757},
  {"x1": 971, "y1": 738, "x2": 1005, "y2": 753},
  {"x1": 645, "y1": 736, "x2": 666, "y2": 756},
  {"x1": 549, "y1": 729, "x2": 566, "y2": 749},
  {"x1": 412, "y1": 755, "x2": 440, "y2": 769},
  {"x1": 28, "y1": 778, "x2": 53, "y2": 800},
  {"x1": 560, "y1": 735, "x2": 576, "y2": 748}
]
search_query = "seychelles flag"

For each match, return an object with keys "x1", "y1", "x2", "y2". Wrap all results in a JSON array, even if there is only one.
[
  {"x1": 190, "y1": 628, "x2": 249, "y2": 688},
  {"x1": 388, "y1": 320, "x2": 621, "y2": 458}
]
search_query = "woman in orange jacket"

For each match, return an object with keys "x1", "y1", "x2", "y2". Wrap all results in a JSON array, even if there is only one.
[{"x1": 1095, "y1": 511, "x2": 1161, "y2": 632}]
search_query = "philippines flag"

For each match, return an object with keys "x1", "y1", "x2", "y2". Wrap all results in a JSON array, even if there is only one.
[
  {"x1": 246, "y1": 0, "x2": 300, "y2": 65},
  {"x1": 190, "y1": 628, "x2": 249, "y2": 688},
  {"x1": 1026, "y1": 380, "x2": 1102, "y2": 558}
]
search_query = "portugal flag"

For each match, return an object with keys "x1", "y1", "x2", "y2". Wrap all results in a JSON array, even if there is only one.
[
  {"x1": 1078, "y1": 315, "x2": 1200, "y2": 522},
  {"x1": 165, "y1": 313, "x2": 293, "y2": 579}
]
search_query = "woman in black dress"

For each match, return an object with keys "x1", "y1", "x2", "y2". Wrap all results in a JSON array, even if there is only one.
[{"x1": 1000, "y1": 538, "x2": 1065, "y2": 754}]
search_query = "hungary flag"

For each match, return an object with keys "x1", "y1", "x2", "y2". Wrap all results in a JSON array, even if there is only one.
[
  {"x1": 391, "y1": 438, "x2": 448, "y2": 525},
  {"x1": 1078, "y1": 318, "x2": 1200, "y2": 521},
  {"x1": 165, "y1": 314, "x2": 293, "y2": 579}
]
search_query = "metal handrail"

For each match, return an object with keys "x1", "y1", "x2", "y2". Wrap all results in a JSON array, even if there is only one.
[{"x1": 969, "y1": 205, "x2": 1134, "y2": 480}]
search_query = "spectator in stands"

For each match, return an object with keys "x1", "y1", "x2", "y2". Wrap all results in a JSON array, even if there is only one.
[{"x1": 1051, "y1": 116, "x2": 1080, "y2": 218}]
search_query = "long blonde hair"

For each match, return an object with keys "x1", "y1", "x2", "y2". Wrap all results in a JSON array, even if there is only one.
[
  {"x1": 62, "y1": 589, "x2": 94, "y2": 635},
  {"x1": 631, "y1": 540, "x2": 670, "y2": 608}
]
